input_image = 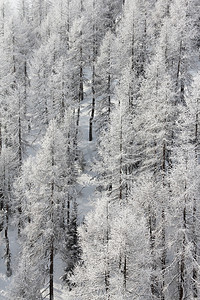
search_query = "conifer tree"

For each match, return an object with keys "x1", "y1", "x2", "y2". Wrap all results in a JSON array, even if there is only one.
[{"x1": 13, "y1": 117, "x2": 80, "y2": 299}]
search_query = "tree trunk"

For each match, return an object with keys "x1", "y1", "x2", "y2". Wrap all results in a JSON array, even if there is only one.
[
  {"x1": 176, "y1": 40, "x2": 185, "y2": 105},
  {"x1": 192, "y1": 105, "x2": 199, "y2": 298},
  {"x1": 18, "y1": 114, "x2": 22, "y2": 166},
  {"x1": 5, "y1": 204, "x2": 12, "y2": 277},
  {"x1": 89, "y1": 64, "x2": 95, "y2": 141},
  {"x1": 123, "y1": 253, "x2": 127, "y2": 289},
  {"x1": 0, "y1": 122, "x2": 2, "y2": 155},
  {"x1": 60, "y1": 62, "x2": 65, "y2": 120},
  {"x1": 67, "y1": 194, "x2": 70, "y2": 226},
  {"x1": 18, "y1": 102, "x2": 22, "y2": 235},
  {"x1": 75, "y1": 44, "x2": 84, "y2": 143},
  {"x1": 49, "y1": 146, "x2": 55, "y2": 300},
  {"x1": 161, "y1": 142, "x2": 166, "y2": 300},
  {"x1": 179, "y1": 188, "x2": 186, "y2": 300},
  {"x1": 192, "y1": 198, "x2": 198, "y2": 298},
  {"x1": 79, "y1": 46, "x2": 84, "y2": 103},
  {"x1": 105, "y1": 199, "x2": 110, "y2": 299},
  {"x1": 108, "y1": 74, "x2": 111, "y2": 116},
  {"x1": 89, "y1": 16, "x2": 97, "y2": 141},
  {"x1": 50, "y1": 241, "x2": 54, "y2": 300},
  {"x1": 161, "y1": 209, "x2": 166, "y2": 300},
  {"x1": 0, "y1": 123, "x2": 3, "y2": 214},
  {"x1": 24, "y1": 60, "x2": 27, "y2": 116},
  {"x1": 119, "y1": 116, "x2": 123, "y2": 201},
  {"x1": 149, "y1": 206, "x2": 158, "y2": 297}
]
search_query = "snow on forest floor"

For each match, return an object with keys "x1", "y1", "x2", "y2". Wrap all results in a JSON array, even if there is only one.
[
  {"x1": 76, "y1": 79, "x2": 97, "y2": 223},
  {"x1": 53, "y1": 255, "x2": 70, "y2": 300},
  {"x1": 0, "y1": 227, "x2": 19, "y2": 299}
]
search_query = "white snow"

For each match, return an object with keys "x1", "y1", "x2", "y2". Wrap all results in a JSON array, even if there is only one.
[{"x1": 0, "y1": 226, "x2": 19, "y2": 299}]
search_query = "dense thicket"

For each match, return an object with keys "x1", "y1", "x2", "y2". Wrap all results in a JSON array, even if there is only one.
[{"x1": 0, "y1": 0, "x2": 200, "y2": 299}]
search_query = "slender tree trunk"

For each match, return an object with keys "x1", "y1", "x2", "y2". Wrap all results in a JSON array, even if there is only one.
[
  {"x1": 0, "y1": 198, "x2": 3, "y2": 230},
  {"x1": 89, "y1": 64, "x2": 95, "y2": 141},
  {"x1": 60, "y1": 62, "x2": 65, "y2": 120},
  {"x1": 18, "y1": 100, "x2": 22, "y2": 235},
  {"x1": 161, "y1": 142, "x2": 166, "y2": 300},
  {"x1": 18, "y1": 113, "x2": 22, "y2": 165},
  {"x1": 105, "y1": 199, "x2": 110, "y2": 299},
  {"x1": 131, "y1": 22, "x2": 134, "y2": 72},
  {"x1": 67, "y1": 194, "x2": 70, "y2": 226},
  {"x1": 161, "y1": 208, "x2": 166, "y2": 300},
  {"x1": 176, "y1": 41, "x2": 182, "y2": 87},
  {"x1": 0, "y1": 123, "x2": 3, "y2": 216},
  {"x1": 12, "y1": 27, "x2": 16, "y2": 75},
  {"x1": 192, "y1": 107, "x2": 199, "y2": 298},
  {"x1": 43, "y1": 95, "x2": 48, "y2": 124},
  {"x1": 176, "y1": 40, "x2": 185, "y2": 105},
  {"x1": 75, "y1": 44, "x2": 84, "y2": 142},
  {"x1": 24, "y1": 60, "x2": 27, "y2": 114},
  {"x1": 123, "y1": 253, "x2": 127, "y2": 289},
  {"x1": 179, "y1": 216, "x2": 186, "y2": 300},
  {"x1": 0, "y1": 122, "x2": 2, "y2": 155},
  {"x1": 108, "y1": 74, "x2": 111, "y2": 116},
  {"x1": 192, "y1": 197, "x2": 197, "y2": 298},
  {"x1": 49, "y1": 146, "x2": 55, "y2": 300},
  {"x1": 149, "y1": 205, "x2": 158, "y2": 297},
  {"x1": 67, "y1": 0, "x2": 70, "y2": 50},
  {"x1": 107, "y1": 38, "x2": 111, "y2": 118},
  {"x1": 5, "y1": 203, "x2": 12, "y2": 277},
  {"x1": 179, "y1": 182, "x2": 187, "y2": 300},
  {"x1": 89, "y1": 13, "x2": 97, "y2": 141},
  {"x1": 79, "y1": 46, "x2": 84, "y2": 103},
  {"x1": 119, "y1": 112, "x2": 123, "y2": 201},
  {"x1": 50, "y1": 241, "x2": 54, "y2": 300}
]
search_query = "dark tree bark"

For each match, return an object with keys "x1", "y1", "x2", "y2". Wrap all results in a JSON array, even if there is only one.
[
  {"x1": 17, "y1": 101, "x2": 22, "y2": 235},
  {"x1": 161, "y1": 142, "x2": 166, "y2": 300},
  {"x1": 89, "y1": 64, "x2": 95, "y2": 141},
  {"x1": 149, "y1": 206, "x2": 158, "y2": 297},
  {"x1": 89, "y1": 11, "x2": 97, "y2": 141},
  {"x1": 123, "y1": 253, "x2": 127, "y2": 289},
  {"x1": 192, "y1": 106, "x2": 199, "y2": 298},
  {"x1": 50, "y1": 241, "x2": 54, "y2": 300},
  {"x1": 5, "y1": 203, "x2": 12, "y2": 277},
  {"x1": 179, "y1": 185, "x2": 186, "y2": 300},
  {"x1": 105, "y1": 199, "x2": 110, "y2": 299}
]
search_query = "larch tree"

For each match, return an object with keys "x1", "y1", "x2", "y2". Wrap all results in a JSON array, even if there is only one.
[
  {"x1": 13, "y1": 117, "x2": 80, "y2": 300},
  {"x1": 94, "y1": 30, "x2": 117, "y2": 138}
]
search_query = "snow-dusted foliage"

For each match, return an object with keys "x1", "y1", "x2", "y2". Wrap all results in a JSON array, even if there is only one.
[{"x1": 0, "y1": 0, "x2": 200, "y2": 299}]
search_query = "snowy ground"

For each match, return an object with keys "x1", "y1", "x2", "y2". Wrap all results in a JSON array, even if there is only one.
[
  {"x1": 0, "y1": 227, "x2": 19, "y2": 300},
  {"x1": 76, "y1": 85, "x2": 97, "y2": 223}
]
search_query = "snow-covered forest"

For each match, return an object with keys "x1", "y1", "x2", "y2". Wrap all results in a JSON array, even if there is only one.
[{"x1": 0, "y1": 0, "x2": 200, "y2": 299}]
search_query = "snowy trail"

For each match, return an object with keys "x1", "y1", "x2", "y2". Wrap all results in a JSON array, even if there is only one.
[{"x1": 76, "y1": 81, "x2": 97, "y2": 223}]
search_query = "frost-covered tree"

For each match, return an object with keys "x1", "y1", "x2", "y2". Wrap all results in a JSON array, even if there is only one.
[
  {"x1": 94, "y1": 30, "x2": 118, "y2": 137},
  {"x1": 13, "y1": 117, "x2": 80, "y2": 299},
  {"x1": 69, "y1": 189, "x2": 150, "y2": 299}
]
